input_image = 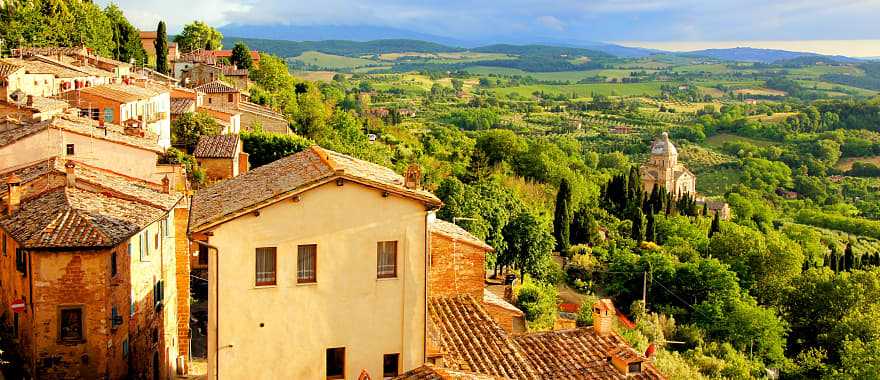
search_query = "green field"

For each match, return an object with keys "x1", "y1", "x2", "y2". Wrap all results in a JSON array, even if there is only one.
[
  {"x1": 787, "y1": 65, "x2": 865, "y2": 78},
  {"x1": 490, "y1": 82, "x2": 665, "y2": 98},
  {"x1": 292, "y1": 51, "x2": 378, "y2": 69},
  {"x1": 463, "y1": 66, "x2": 657, "y2": 82}
]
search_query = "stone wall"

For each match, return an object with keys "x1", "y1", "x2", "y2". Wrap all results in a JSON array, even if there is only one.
[{"x1": 428, "y1": 233, "x2": 486, "y2": 299}]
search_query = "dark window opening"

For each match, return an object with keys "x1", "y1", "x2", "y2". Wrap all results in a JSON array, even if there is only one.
[
  {"x1": 111, "y1": 251, "x2": 117, "y2": 277},
  {"x1": 198, "y1": 244, "x2": 209, "y2": 266},
  {"x1": 383, "y1": 353, "x2": 399, "y2": 378},
  {"x1": 628, "y1": 362, "x2": 642, "y2": 374},
  {"x1": 15, "y1": 248, "x2": 26, "y2": 274},
  {"x1": 377, "y1": 241, "x2": 398, "y2": 278},
  {"x1": 59, "y1": 307, "x2": 84, "y2": 342},
  {"x1": 255, "y1": 247, "x2": 277, "y2": 286},
  {"x1": 66, "y1": 144, "x2": 75, "y2": 156},
  {"x1": 326, "y1": 347, "x2": 345, "y2": 379}
]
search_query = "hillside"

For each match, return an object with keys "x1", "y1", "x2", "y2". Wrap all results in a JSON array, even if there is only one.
[
  {"x1": 682, "y1": 47, "x2": 860, "y2": 63},
  {"x1": 221, "y1": 36, "x2": 463, "y2": 58}
]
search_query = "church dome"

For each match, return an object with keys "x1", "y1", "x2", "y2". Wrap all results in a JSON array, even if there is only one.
[{"x1": 651, "y1": 132, "x2": 678, "y2": 156}]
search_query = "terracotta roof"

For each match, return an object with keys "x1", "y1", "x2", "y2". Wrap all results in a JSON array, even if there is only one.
[
  {"x1": 193, "y1": 134, "x2": 240, "y2": 159},
  {"x1": 177, "y1": 50, "x2": 217, "y2": 65},
  {"x1": 1, "y1": 57, "x2": 85, "y2": 78},
  {"x1": 194, "y1": 80, "x2": 239, "y2": 94},
  {"x1": 0, "y1": 159, "x2": 180, "y2": 249},
  {"x1": 42, "y1": 55, "x2": 115, "y2": 77},
  {"x1": 394, "y1": 364, "x2": 504, "y2": 380},
  {"x1": 428, "y1": 296, "x2": 538, "y2": 379},
  {"x1": 238, "y1": 101, "x2": 286, "y2": 121},
  {"x1": 6, "y1": 96, "x2": 70, "y2": 114},
  {"x1": 78, "y1": 83, "x2": 164, "y2": 103},
  {"x1": 513, "y1": 329, "x2": 665, "y2": 380},
  {"x1": 0, "y1": 61, "x2": 23, "y2": 78},
  {"x1": 483, "y1": 289, "x2": 523, "y2": 316},
  {"x1": 189, "y1": 145, "x2": 441, "y2": 231},
  {"x1": 171, "y1": 98, "x2": 195, "y2": 114},
  {"x1": 0, "y1": 114, "x2": 163, "y2": 153},
  {"x1": 139, "y1": 31, "x2": 157, "y2": 39},
  {"x1": 432, "y1": 219, "x2": 493, "y2": 251}
]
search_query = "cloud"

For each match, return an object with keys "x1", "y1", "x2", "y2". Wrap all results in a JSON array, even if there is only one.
[{"x1": 97, "y1": 0, "x2": 880, "y2": 42}]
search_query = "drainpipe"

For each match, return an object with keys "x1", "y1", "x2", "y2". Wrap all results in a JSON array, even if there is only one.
[{"x1": 193, "y1": 240, "x2": 220, "y2": 380}]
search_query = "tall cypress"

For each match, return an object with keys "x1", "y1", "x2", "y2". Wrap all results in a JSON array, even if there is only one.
[
  {"x1": 553, "y1": 178, "x2": 573, "y2": 254},
  {"x1": 709, "y1": 212, "x2": 720, "y2": 238},
  {"x1": 645, "y1": 204, "x2": 656, "y2": 242},
  {"x1": 631, "y1": 207, "x2": 644, "y2": 242},
  {"x1": 155, "y1": 21, "x2": 168, "y2": 74}
]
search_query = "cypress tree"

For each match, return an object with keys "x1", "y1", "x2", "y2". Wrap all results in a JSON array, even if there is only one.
[
  {"x1": 553, "y1": 178, "x2": 573, "y2": 254},
  {"x1": 631, "y1": 207, "x2": 644, "y2": 242},
  {"x1": 155, "y1": 21, "x2": 168, "y2": 74},
  {"x1": 709, "y1": 212, "x2": 720, "y2": 238},
  {"x1": 844, "y1": 243, "x2": 855, "y2": 271},
  {"x1": 702, "y1": 202, "x2": 709, "y2": 217},
  {"x1": 645, "y1": 204, "x2": 656, "y2": 242}
]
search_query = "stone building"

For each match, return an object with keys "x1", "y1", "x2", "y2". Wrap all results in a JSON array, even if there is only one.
[
  {"x1": 193, "y1": 134, "x2": 248, "y2": 182},
  {"x1": 640, "y1": 132, "x2": 696, "y2": 197},
  {"x1": 0, "y1": 158, "x2": 186, "y2": 379}
]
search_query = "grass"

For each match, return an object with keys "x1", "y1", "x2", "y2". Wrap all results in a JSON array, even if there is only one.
[
  {"x1": 463, "y1": 66, "x2": 658, "y2": 82},
  {"x1": 787, "y1": 65, "x2": 865, "y2": 78},
  {"x1": 675, "y1": 64, "x2": 732, "y2": 74},
  {"x1": 705, "y1": 133, "x2": 774, "y2": 148},
  {"x1": 834, "y1": 156, "x2": 880, "y2": 171},
  {"x1": 292, "y1": 70, "x2": 341, "y2": 82},
  {"x1": 491, "y1": 82, "x2": 665, "y2": 98},
  {"x1": 795, "y1": 80, "x2": 879, "y2": 97},
  {"x1": 734, "y1": 88, "x2": 787, "y2": 97},
  {"x1": 292, "y1": 51, "x2": 377, "y2": 69}
]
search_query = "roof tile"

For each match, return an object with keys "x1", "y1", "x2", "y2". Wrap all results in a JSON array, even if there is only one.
[{"x1": 193, "y1": 134, "x2": 240, "y2": 159}]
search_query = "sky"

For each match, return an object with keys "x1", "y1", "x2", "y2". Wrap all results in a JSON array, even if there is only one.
[{"x1": 100, "y1": 0, "x2": 880, "y2": 56}]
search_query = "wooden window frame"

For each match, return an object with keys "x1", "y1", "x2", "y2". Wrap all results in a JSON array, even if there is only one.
[
  {"x1": 255, "y1": 247, "x2": 277, "y2": 287},
  {"x1": 326, "y1": 347, "x2": 345, "y2": 380},
  {"x1": 65, "y1": 143, "x2": 75, "y2": 156},
  {"x1": 377, "y1": 241, "x2": 398, "y2": 279},
  {"x1": 58, "y1": 305, "x2": 85, "y2": 344},
  {"x1": 297, "y1": 244, "x2": 317, "y2": 284}
]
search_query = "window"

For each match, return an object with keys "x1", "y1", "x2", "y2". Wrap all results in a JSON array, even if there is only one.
[
  {"x1": 326, "y1": 347, "x2": 345, "y2": 379},
  {"x1": 154, "y1": 231, "x2": 160, "y2": 250},
  {"x1": 15, "y1": 248, "x2": 26, "y2": 274},
  {"x1": 59, "y1": 307, "x2": 84, "y2": 342},
  {"x1": 208, "y1": 97, "x2": 212, "y2": 104},
  {"x1": 122, "y1": 338, "x2": 129, "y2": 357},
  {"x1": 377, "y1": 241, "x2": 398, "y2": 278},
  {"x1": 255, "y1": 247, "x2": 277, "y2": 286},
  {"x1": 66, "y1": 144, "x2": 75, "y2": 156},
  {"x1": 104, "y1": 107, "x2": 114, "y2": 123},
  {"x1": 2, "y1": 232, "x2": 6, "y2": 256},
  {"x1": 297, "y1": 245, "x2": 317, "y2": 283},
  {"x1": 198, "y1": 244, "x2": 209, "y2": 266},
  {"x1": 628, "y1": 362, "x2": 642, "y2": 374},
  {"x1": 111, "y1": 306, "x2": 122, "y2": 327},
  {"x1": 140, "y1": 232, "x2": 149, "y2": 261},
  {"x1": 154, "y1": 280, "x2": 164, "y2": 307},
  {"x1": 111, "y1": 251, "x2": 117, "y2": 278},
  {"x1": 383, "y1": 353, "x2": 399, "y2": 378},
  {"x1": 227, "y1": 93, "x2": 233, "y2": 103}
]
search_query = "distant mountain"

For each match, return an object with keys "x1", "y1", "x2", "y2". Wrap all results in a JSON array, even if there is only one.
[
  {"x1": 680, "y1": 47, "x2": 860, "y2": 64},
  {"x1": 222, "y1": 37, "x2": 462, "y2": 58},
  {"x1": 219, "y1": 24, "x2": 472, "y2": 48},
  {"x1": 471, "y1": 44, "x2": 614, "y2": 59}
]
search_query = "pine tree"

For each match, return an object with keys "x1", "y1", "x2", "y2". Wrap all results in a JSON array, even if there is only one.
[
  {"x1": 155, "y1": 21, "x2": 168, "y2": 74},
  {"x1": 709, "y1": 212, "x2": 720, "y2": 238},
  {"x1": 645, "y1": 204, "x2": 656, "y2": 242},
  {"x1": 702, "y1": 202, "x2": 709, "y2": 217},
  {"x1": 553, "y1": 178, "x2": 573, "y2": 254}
]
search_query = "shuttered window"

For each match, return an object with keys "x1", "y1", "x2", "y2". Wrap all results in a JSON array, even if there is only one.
[
  {"x1": 297, "y1": 245, "x2": 317, "y2": 283},
  {"x1": 255, "y1": 247, "x2": 277, "y2": 286},
  {"x1": 377, "y1": 241, "x2": 398, "y2": 279}
]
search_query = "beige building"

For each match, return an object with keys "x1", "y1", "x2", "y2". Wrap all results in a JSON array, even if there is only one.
[
  {"x1": 189, "y1": 146, "x2": 441, "y2": 379},
  {"x1": 640, "y1": 132, "x2": 695, "y2": 197},
  {"x1": 64, "y1": 82, "x2": 172, "y2": 148},
  {"x1": 0, "y1": 114, "x2": 164, "y2": 183}
]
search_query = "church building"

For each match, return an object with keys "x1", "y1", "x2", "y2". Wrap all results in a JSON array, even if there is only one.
[{"x1": 640, "y1": 132, "x2": 696, "y2": 197}]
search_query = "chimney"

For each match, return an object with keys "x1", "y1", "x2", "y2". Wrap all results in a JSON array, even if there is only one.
[
  {"x1": 592, "y1": 299, "x2": 615, "y2": 336},
  {"x1": 6, "y1": 174, "x2": 22, "y2": 214},
  {"x1": 26, "y1": 95, "x2": 33, "y2": 107},
  {"x1": 404, "y1": 164, "x2": 422, "y2": 190},
  {"x1": 162, "y1": 175, "x2": 171, "y2": 194},
  {"x1": 65, "y1": 160, "x2": 76, "y2": 188}
]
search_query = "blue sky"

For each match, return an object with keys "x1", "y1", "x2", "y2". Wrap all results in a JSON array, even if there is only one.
[{"x1": 104, "y1": 0, "x2": 880, "y2": 45}]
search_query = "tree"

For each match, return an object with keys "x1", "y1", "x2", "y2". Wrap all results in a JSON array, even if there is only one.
[
  {"x1": 630, "y1": 207, "x2": 644, "y2": 242},
  {"x1": 553, "y1": 178, "x2": 573, "y2": 253},
  {"x1": 474, "y1": 129, "x2": 526, "y2": 166},
  {"x1": 503, "y1": 212, "x2": 554, "y2": 283},
  {"x1": 154, "y1": 21, "x2": 168, "y2": 74},
  {"x1": 171, "y1": 112, "x2": 221, "y2": 153},
  {"x1": 230, "y1": 41, "x2": 253, "y2": 70},
  {"x1": 174, "y1": 20, "x2": 223, "y2": 52},
  {"x1": 645, "y1": 204, "x2": 656, "y2": 242},
  {"x1": 709, "y1": 212, "x2": 720, "y2": 238},
  {"x1": 240, "y1": 130, "x2": 313, "y2": 168},
  {"x1": 105, "y1": 4, "x2": 146, "y2": 65}
]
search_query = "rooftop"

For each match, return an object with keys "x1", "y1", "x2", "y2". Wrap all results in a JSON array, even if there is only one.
[
  {"x1": 189, "y1": 145, "x2": 441, "y2": 231},
  {"x1": 394, "y1": 364, "x2": 505, "y2": 380},
  {"x1": 431, "y1": 219, "x2": 494, "y2": 251},
  {"x1": 194, "y1": 80, "x2": 239, "y2": 94},
  {"x1": 171, "y1": 98, "x2": 195, "y2": 115},
  {"x1": 77, "y1": 83, "x2": 165, "y2": 103},
  {"x1": 0, "y1": 114, "x2": 163, "y2": 153},
  {"x1": 0, "y1": 159, "x2": 180, "y2": 249},
  {"x1": 193, "y1": 134, "x2": 240, "y2": 159}
]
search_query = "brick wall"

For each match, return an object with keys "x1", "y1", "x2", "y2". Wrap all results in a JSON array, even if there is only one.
[
  {"x1": 174, "y1": 207, "x2": 191, "y2": 364},
  {"x1": 429, "y1": 232, "x2": 486, "y2": 299},
  {"x1": 483, "y1": 301, "x2": 526, "y2": 334}
]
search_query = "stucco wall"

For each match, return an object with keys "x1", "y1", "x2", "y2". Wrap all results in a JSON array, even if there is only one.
[
  {"x1": 0, "y1": 129, "x2": 160, "y2": 182},
  {"x1": 205, "y1": 180, "x2": 428, "y2": 379}
]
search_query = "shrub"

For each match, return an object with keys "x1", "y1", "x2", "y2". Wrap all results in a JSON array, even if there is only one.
[
  {"x1": 515, "y1": 279, "x2": 558, "y2": 331},
  {"x1": 240, "y1": 130, "x2": 314, "y2": 168}
]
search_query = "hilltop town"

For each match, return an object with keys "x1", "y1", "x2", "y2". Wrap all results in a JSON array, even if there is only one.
[{"x1": 2, "y1": 1, "x2": 880, "y2": 380}]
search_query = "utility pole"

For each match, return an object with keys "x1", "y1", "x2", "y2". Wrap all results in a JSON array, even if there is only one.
[{"x1": 642, "y1": 271, "x2": 647, "y2": 305}]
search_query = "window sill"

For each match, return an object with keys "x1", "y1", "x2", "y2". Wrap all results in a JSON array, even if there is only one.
[
  {"x1": 295, "y1": 281, "x2": 317, "y2": 286},
  {"x1": 376, "y1": 277, "x2": 399, "y2": 281},
  {"x1": 253, "y1": 284, "x2": 277, "y2": 289}
]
